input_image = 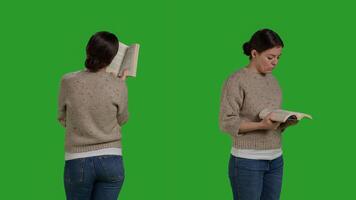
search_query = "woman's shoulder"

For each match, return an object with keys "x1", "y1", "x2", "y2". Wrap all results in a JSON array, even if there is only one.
[
  {"x1": 225, "y1": 67, "x2": 249, "y2": 84},
  {"x1": 61, "y1": 70, "x2": 84, "y2": 82},
  {"x1": 97, "y1": 72, "x2": 127, "y2": 92}
]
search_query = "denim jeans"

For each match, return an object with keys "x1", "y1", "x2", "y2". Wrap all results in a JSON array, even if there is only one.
[
  {"x1": 64, "y1": 155, "x2": 125, "y2": 200},
  {"x1": 229, "y1": 155, "x2": 283, "y2": 200}
]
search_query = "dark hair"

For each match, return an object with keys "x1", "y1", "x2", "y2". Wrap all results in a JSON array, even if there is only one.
[
  {"x1": 85, "y1": 31, "x2": 119, "y2": 72},
  {"x1": 243, "y1": 29, "x2": 284, "y2": 59}
]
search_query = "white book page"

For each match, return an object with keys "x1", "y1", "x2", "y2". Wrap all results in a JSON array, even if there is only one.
[
  {"x1": 259, "y1": 108, "x2": 312, "y2": 122},
  {"x1": 120, "y1": 44, "x2": 139, "y2": 77},
  {"x1": 106, "y1": 42, "x2": 129, "y2": 76},
  {"x1": 270, "y1": 110, "x2": 294, "y2": 122}
]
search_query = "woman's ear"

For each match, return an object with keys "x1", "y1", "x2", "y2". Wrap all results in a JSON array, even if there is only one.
[{"x1": 251, "y1": 49, "x2": 258, "y2": 58}]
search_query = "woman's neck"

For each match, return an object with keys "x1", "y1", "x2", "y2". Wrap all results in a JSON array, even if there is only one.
[{"x1": 246, "y1": 62, "x2": 259, "y2": 73}]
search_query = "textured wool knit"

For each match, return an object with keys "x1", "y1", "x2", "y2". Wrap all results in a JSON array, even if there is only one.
[
  {"x1": 58, "y1": 70, "x2": 129, "y2": 153},
  {"x1": 219, "y1": 67, "x2": 283, "y2": 150}
]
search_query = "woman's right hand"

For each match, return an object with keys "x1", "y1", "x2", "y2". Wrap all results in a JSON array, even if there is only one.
[
  {"x1": 260, "y1": 113, "x2": 281, "y2": 130},
  {"x1": 119, "y1": 69, "x2": 129, "y2": 81}
]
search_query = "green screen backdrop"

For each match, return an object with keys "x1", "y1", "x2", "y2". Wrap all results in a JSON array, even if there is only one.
[{"x1": 0, "y1": 0, "x2": 355, "y2": 199}]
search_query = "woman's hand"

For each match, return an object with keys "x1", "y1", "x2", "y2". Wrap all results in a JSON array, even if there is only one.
[
  {"x1": 260, "y1": 113, "x2": 281, "y2": 130},
  {"x1": 279, "y1": 118, "x2": 299, "y2": 130},
  {"x1": 119, "y1": 69, "x2": 129, "y2": 81},
  {"x1": 239, "y1": 114, "x2": 281, "y2": 134}
]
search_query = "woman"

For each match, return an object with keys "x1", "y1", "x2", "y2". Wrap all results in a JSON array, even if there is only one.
[
  {"x1": 58, "y1": 31, "x2": 129, "y2": 200},
  {"x1": 219, "y1": 29, "x2": 297, "y2": 200}
]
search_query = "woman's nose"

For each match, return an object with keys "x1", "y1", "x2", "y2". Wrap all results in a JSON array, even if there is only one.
[{"x1": 272, "y1": 59, "x2": 278, "y2": 66}]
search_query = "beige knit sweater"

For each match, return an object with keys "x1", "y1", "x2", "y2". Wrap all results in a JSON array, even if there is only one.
[
  {"x1": 219, "y1": 68, "x2": 283, "y2": 150},
  {"x1": 58, "y1": 70, "x2": 129, "y2": 153}
]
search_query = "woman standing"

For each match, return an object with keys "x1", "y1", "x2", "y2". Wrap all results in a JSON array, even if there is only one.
[
  {"x1": 58, "y1": 31, "x2": 129, "y2": 200},
  {"x1": 219, "y1": 29, "x2": 296, "y2": 200}
]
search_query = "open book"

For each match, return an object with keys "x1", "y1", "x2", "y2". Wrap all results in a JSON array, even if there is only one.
[
  {"x1": 259, "y1": 108, "x2": 313, "y2": 123},
  {"x1": 106, "y1": 41, "x2": 140, "y2": 77}
]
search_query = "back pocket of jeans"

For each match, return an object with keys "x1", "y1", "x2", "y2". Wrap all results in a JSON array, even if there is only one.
[
  {"x1": 100, "y1": 156, "x2": 125, "y2": 182},
  {"x1": 64, "y1": 158, "x2": 85, "y2": 184}
]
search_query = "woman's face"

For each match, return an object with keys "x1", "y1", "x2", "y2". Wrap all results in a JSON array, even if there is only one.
[{"x1": 252, "y1": 46, "x2": 283, "y2": 74}]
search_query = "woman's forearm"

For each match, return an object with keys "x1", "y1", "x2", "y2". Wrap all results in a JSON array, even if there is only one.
[{"x1": 239, "y1": 121, "x2": 265, "y2": 133}]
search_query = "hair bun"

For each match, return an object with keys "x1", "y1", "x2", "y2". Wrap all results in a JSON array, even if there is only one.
[
  {"x1": 243, "y1": 42, "x2": 251, "y2": 56},
  {"x1": 85, "y1": 56, "x2": 102, "y2": 72}
]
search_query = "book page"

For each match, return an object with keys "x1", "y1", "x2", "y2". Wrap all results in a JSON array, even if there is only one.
[
  {"x1": 291, "y1": 112, "x2": 313, "y2": 120},
  {"x1": 119, "y1": 44, "x2": 140, "y2": 77},
  {"x1": 259, "y1": 108, "x2": 274, "y2": 119},
  {"x1": 259, "y1": 108, "x2": 312, "y2": 122},
  {"x1": 270, "y1": 110, "x2": 295, "y2": 122},
  {"x1": 275, "y1": 110, "x2": 312, "y2": 121},
  {"x1": 106, "y1": 42, "x2": 129, "y2": 76}
]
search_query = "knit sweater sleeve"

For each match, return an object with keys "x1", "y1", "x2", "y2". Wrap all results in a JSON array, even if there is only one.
[
  {"x1": 219, "y1": 76, "x2": 244, "y2": 137},
  {"x1": 114, "y1": 79, "x2": 129, "y2": 126},
  {"x1": 57, "y1": 77, "x2": 67, "y2": 127}
]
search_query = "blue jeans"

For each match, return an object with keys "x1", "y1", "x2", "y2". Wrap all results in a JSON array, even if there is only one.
[
  {"x1": 229, "y1": 155, "x2": 283, "y2": 200},
  {"x1": 64, "y1": 155, "x2": 125, "y2": 200}
]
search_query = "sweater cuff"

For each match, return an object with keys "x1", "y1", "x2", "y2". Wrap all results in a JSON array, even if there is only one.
[{"x1": 220, "y1": 119, "x2": 241, "y2": 137}]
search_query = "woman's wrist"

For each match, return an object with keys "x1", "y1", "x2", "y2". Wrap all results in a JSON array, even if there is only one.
[{"x1": 257, "y1": 121, "x2": 267, "y2": 130}]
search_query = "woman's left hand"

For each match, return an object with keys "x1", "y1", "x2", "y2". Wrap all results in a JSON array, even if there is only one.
[{"x1": 279, "y1": 119, "x2": 299, "y2": 130}]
